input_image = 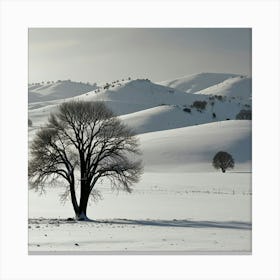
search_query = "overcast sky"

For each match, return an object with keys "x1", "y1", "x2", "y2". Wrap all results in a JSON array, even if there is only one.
[{"x1": 29, "y1": 28, "x2": 251, "y2": 84}]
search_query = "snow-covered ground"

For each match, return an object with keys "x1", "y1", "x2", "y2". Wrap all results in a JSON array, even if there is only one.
[
  {"x1": 28, "y1": 72, "x2": 252, "y2": 253},
  {"x1": 29, "y1": 172, "x2": 251, "y2": 253}
]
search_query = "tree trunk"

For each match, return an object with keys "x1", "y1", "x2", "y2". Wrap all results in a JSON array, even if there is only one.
[
  {"x1": 69, "y1": 183, "x2": 79, "y2": 216},
  {"x1": 76, "y1": 185, "x2": 90, "y2": 221},
  {"x1": 222, "y1": 168, "x2": 226, "y2": 173},
  {"x1": 76, "y1": 155, "x2": 90, "y2": 221}
]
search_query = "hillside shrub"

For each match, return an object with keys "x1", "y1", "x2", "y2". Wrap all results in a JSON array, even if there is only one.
[
  {"x1": 214, "y1": 95, "x2": 223, "y2": 101},
  {"x1": 191, "y1": 100, "x2": 207, "y2": 111},
  {"x1": 236, "y1": 109, "x2": 252, "y2": 120},
  {"x1": 183, "y1": 107, "x2": 191, "y2": 113}
]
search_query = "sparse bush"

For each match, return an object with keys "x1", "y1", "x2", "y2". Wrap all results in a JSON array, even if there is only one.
[
  {"x1": 215, "y1": 95, "x2": 223, "y2": 101},
  {"x1": 212, "y1": 151, "x2": 234, "y2": 173},
  {"x1": 191, "y1": 100, "x2": 207, "y2": 110},
  {"x1": 183, "y1": 108, "x2": 191, "y2": 113},
  {"x1": 103, "y1": 83, "x2": 110, "y2": 90},
  {"x1": 236, "y1": 109, "x2": 252, "y2": 120}
]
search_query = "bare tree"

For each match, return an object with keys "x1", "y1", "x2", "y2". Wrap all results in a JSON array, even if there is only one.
[
  {"x1": 28, "y1": 101, "x2": 143, "y2": 220},
  {"x1": 212, "y1": 151, "x2": 234, "y2": 173}
]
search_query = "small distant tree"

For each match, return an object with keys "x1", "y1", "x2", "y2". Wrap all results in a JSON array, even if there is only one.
[
  {"x1": 212, "y1": 151, "x2": 234, "y2": 173},
  {"x1": 28, "y1": 118, "x2": 32, "y2": 127},
  {"x1": 28, "y1": 101, "x2": 143, "y2": 220}
]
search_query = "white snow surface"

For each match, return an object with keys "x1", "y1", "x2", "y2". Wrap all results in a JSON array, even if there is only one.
[{"x1": 29, "y1": 172, "x2": 251, "y2": 253}]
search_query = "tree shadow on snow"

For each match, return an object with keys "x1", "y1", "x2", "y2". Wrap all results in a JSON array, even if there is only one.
[
  {"x1": 95, "y1": 219, "x2": 251, "y2": 230},
  {"x1": 29, "y1": 218, "x2": 251, "y2": 230}
]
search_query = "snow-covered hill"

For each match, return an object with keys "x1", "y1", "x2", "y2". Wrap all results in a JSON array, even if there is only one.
[
  {"x1": 29, "y1": 77, "x2": 251, "y2": 127},
  {"x1": 140, "y1": 120, "x2": 251, "y2": 172},
  {"x1": 28, "y1": 80, "x2": 98, "y2": 103},
  {"x1": 158, "y1": 73, "x2": 239, "y2": 94},
  {"x1": 75, "y1": 79, "x2": 209, "y2": 115},
  {"x1": 120, "y1": 100, "x2": 249, "y2": 135},
  {"x1": 28, "y1": 74, "x2": 252, "y2": 169},
  {"x1": 196, "y1": 76, "x2": 252, "y2": 99}
]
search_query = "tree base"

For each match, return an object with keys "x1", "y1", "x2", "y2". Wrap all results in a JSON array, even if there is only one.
[{"x1": 76, "y1": 212, "x2": 90, "y2": 221}]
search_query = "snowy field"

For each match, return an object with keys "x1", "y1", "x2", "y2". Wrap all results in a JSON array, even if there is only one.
[
  {"x1": 29, "y1": 172, "x2": 251, "y2": 253},
  {"x1": 28, "y1": 72, "x2": 252, "y2": 254}
]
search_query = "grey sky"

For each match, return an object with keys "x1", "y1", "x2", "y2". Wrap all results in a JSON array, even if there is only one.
[{"x1": 29, "y1": 28, "x2": 251, "y2": 84}]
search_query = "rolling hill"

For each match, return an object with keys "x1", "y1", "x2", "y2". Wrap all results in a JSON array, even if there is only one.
[
  {"x1": 29, "y1": 77, "x2": 251, "y2": 130},
  {"x1": 140, "y1": 120, "x2": 251, "y2": 172},
  {"x1": 28, "y1": 80, "x2": 98, "y2": 103},
  {"x1": 195, "y1": 76, "x2": 252, "y2": 99},
  {"x1": 28, "y1": 73, "x2": 252, "y2": 171},
  {"x1": 158, "y1": 72, "x2": 239, "y2": 93}
]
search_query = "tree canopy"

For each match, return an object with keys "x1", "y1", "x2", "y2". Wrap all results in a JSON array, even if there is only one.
[
  {"x1": 28, "y1": 101, "x2": 143, "y2": 220},
  {"x1": 212, "y1": 151, "x2": 234, "y2": 173}
]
